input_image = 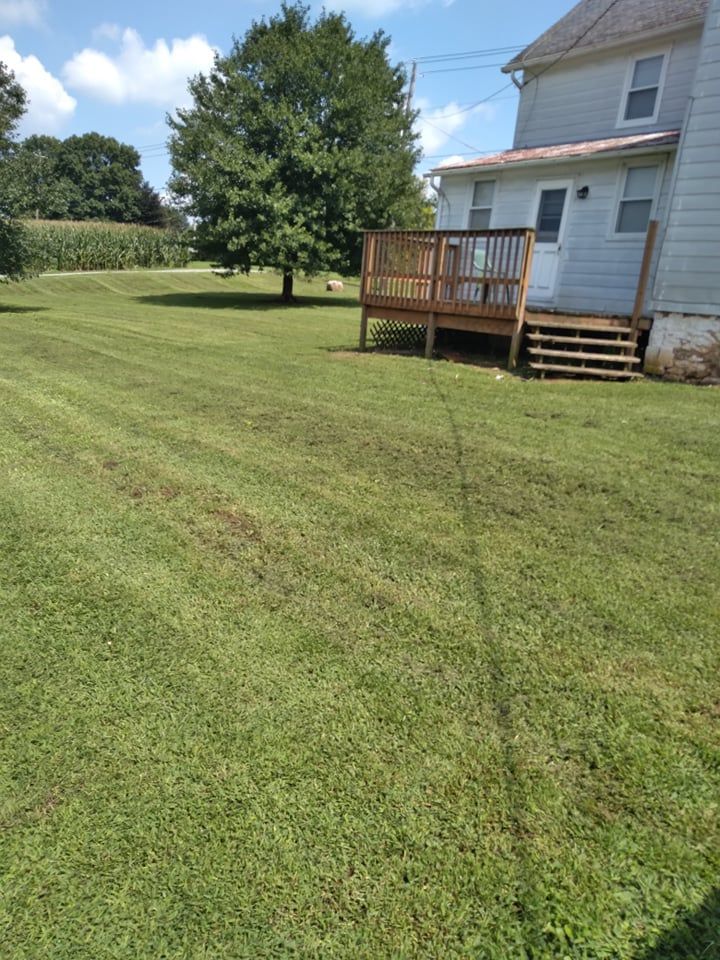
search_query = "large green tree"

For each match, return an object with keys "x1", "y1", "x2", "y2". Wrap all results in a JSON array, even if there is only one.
[
  {"x1": 168, "y1": 3, "x2": 425, "y2": 300},
  {"x1": 0, "y1": 135, "x2": 72, "y2": 220},
  {"x1": 0, "y1": 62, "x2": 28, "y2": 280},
  {"x1": 1, "y1": 132, "x2": 172, "y2": 226},
  {"x1": 53, "y1": 133, "x2": 151, "y2": 222},
  {"x1": 0, "y1": 60, "x2": 26, "y2": 150}
]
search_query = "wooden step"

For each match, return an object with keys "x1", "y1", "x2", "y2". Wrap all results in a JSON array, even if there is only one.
[
  {"x1": 528, "y1": 347, "x2": 641, "y2": 364},
  {"x1": 529, "y1": 362, "x2": 641, "y2": 379},
  {"x1": 527, "y1": 332, "x2": 637, "y2": 349},
  {"x1": 529, "y1": 320, "x2": 632, "y2": 335}
]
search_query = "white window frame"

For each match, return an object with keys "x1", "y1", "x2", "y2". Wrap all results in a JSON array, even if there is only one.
[
  {"x1": 467, "y1": 179, "x2": 496, "y2": 230},
  {"x1": 610, "y1": 160, "x2": 665, "y2": 241},
  {"x1": 616, "y1": 47, "x2": 670, "y2": 129}
]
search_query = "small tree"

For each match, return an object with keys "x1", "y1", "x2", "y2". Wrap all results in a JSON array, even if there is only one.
[{"x1": 168, "y1": 2, "x2": 425, "y2": 300}]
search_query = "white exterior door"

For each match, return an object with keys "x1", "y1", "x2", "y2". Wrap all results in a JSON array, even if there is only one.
[{"x1": 528, "y1": 181, "x2": 573, "y2": 303}]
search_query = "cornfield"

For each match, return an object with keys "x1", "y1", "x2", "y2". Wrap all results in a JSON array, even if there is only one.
[{"x1": 23, "y1": 220, "x2": 190, "y2": 273}]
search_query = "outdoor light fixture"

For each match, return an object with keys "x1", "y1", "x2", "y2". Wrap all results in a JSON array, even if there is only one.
[{"x1": 577, "y1": 185, "x2": 590, "y2": 199}]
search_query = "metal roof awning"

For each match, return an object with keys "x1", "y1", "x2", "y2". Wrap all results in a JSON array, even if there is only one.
[{"x1": 430, "y1": 130, "x2": 681, "y2": 177}]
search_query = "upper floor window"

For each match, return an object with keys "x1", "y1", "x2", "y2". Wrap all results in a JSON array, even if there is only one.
[
  {"x1": 618, "y1": 52, "x2": 668, "y2": 127},
  {"x1": 468, "y1": 180, "x2": 495, "y2": 229},
  {"x1": 615, "y1": 164, "x2": 660, "y2": 235}
]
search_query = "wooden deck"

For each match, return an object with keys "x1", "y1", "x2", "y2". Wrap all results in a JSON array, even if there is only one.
[
  {"x1": 359, "y1": 228, "x2": 535, "y2": 366},
  {"x1": 358, "y1": 224, "x2": 656, "y2": 378}
]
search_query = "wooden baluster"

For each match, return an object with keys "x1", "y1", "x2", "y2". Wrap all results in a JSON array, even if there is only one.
[
  {"x1": 500, "y1": 230, "x2": 513, "y2": 318},
  {"x1": 449, "y1": 234, "x2": 461, "y2": 310},
  {"x1": 509, "y1": 230, "x2": 521, "y2": 316}
]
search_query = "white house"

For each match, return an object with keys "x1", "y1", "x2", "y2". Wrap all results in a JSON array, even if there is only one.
[{"x1": 429, "y1": 0, "x2": 720, "y2": 381}]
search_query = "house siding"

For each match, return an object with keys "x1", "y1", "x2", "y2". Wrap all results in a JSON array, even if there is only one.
[
  {"x1": 438, "y1": 152, "x2": 674, "y2": 315},
  {"x1": 513, "y1": 29, "x2": 701, "y2": 148},
  {"x1": 647, "y1": 0, "x2": 720, "y2": 380},
  {"x1": 653, "y1": 2, "x2": 720, "y2": 315},
  {"x1": 436, "y1": 176, "x2": 471, "y2": 230}
]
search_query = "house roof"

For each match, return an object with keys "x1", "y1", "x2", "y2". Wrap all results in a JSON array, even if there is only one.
[
  {"x1": 432, "y1": 130, "x2": 680, "y2": 175},
  {"x1": 504, "y1": 0, "x2": 708, "y2": 72}
]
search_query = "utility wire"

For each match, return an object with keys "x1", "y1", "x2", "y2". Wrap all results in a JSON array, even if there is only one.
[
  {"x1": 420, "y1": 0, "x2": 624, "y2": 160},
  {"x1": 408, "y1": 44, "x2": 527, "y2": 64},
  {"x1": 520, "y1": 0, "x2": 623, "y2": 87},
  {"x1": 419, "y1": 91, "x2": 519, "y2": 120},
  {"x1": 421, "y1": 62, "x2": 511, "y2": 76}
]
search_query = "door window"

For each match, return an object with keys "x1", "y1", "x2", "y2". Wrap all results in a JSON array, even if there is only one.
[{"x1": 535, "y1": 189, "x2": 567, "y2": 243}]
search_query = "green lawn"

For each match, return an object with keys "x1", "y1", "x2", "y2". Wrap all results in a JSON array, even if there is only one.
[{"x1": 0, "y1": 271, "x2": 718, "y2": 959}]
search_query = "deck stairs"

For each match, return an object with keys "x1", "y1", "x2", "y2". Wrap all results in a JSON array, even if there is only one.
[{"x1": 526, "y1": 316, "x2": 643, "y2": 380}]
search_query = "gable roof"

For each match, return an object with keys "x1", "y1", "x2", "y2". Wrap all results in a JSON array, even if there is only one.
[
  {"x1": 504, "y1": 0, "x2": 708, "y2": 72},
  {"x1": 431, "y1": 130, "x2": 680, "y2": 176}
]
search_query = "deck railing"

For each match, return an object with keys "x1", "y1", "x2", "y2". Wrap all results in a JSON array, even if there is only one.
[{"x1": 360, "y1": 228, "x2": 536, "y2": 322}]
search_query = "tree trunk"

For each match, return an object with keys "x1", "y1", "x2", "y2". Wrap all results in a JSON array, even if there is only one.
[{"x1": 281, "y1": 272, "x2": 294, "y2": 302}]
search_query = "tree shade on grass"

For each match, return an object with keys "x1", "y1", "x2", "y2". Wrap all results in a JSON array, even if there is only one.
[
  {"x1": 0, "y1": 271, "x2": 718, "y2": 959},
  {"x1": 169, "y1": 2, "x2": 426, "y2": 301}
]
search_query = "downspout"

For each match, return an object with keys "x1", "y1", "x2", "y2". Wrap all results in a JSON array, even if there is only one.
[
  {"x1": 650, "y1": 95, "x2": 695, "y2": 309},
  {"x1": 510, "y1": 69, "x2": 523, "y2": 90},
  {"x1": 424, "y1": 174, "x2": 449, "y2": 229}
]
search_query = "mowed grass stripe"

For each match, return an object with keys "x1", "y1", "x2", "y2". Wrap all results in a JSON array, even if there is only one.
[{"x1": 0, "y1": 271, "x2": 718, "y2": 958}]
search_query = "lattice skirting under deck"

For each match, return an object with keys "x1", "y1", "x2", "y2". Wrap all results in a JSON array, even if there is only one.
[{"x1": 370, "y1": 319, "x2": 426, "y2": 351}]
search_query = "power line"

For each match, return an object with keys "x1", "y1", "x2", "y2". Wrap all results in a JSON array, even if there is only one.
[
  {"x1": 520, "y1": 0, "x2": 622, "y2": 87},
  {"x1": 419, "y1": 116, "x2": 486, "y2": 155},
  {"x1": 421, "y1": 0, "x2": 624, "y2": 160},
  {"x1": 417, "y1": 81, "x2": 518, "y2": 155},
  {"x1": 135, "y1": 46, "x2": 528, "y2": 168},
  {"x1": 409, "y1": 45, "x2": 527, "y2": 64},
  {"x1": 421, "y1": 62, "x2": 512, "y2": 76},
  {"x1": 421, "y1": 92, "x2": 519, "y2": 120}
]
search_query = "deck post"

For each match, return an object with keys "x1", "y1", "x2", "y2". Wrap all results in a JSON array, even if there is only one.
[
  {"x1": 507, "y1": 230, "x2": 535, "y2": 370},
  {"x1": 359, "y1": 306, "x2": 369, "y2": 351},
  {"x1": 630, "y1": 219, "x2": 659, "y2": 342},
  {"x1": 425, "y1": 312, "x2": 437, "y2": 359},
  {"x1": 508, "y1": 319, "x2": 524, "y2": 370}
]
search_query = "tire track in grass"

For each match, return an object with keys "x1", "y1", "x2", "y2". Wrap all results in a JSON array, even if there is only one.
[{"x1": 427, "y1": 362, "x2": 540, "y2": 944}]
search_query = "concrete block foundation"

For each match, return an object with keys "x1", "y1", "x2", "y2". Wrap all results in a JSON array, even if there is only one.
[{"x1": 645, "y1": 313, "x2": 720, "y2": 383}]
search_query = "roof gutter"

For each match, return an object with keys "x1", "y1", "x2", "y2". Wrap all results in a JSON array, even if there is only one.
[{"x1": 430, "y1": 142, "x2": 678, "y2": 178}]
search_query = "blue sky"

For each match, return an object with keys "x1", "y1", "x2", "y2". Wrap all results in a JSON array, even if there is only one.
[{"x1": 0, "y1": 0, "x2": 571, "y2": 190}]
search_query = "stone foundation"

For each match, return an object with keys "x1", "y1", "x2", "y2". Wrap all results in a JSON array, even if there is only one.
[{"x1": 645, "y1": 313, "x2": 720, "y2": 383}]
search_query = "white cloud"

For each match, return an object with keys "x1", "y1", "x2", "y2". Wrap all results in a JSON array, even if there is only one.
[
  {"x1": 416, "y1": 99, "x2": 495, "y2": 158},
  {"x1": 0, "y1": 35, "x2": 76, "y2": 133},
  {"x1": 0, "y1": 0, "x2": 44, "y2": 27},
  {"x1": 92, "y1": 22, "x2": 121, "y2": 43},
  {"x1": 63, "y1": 28, "x2": 217, "y2": 108}
]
